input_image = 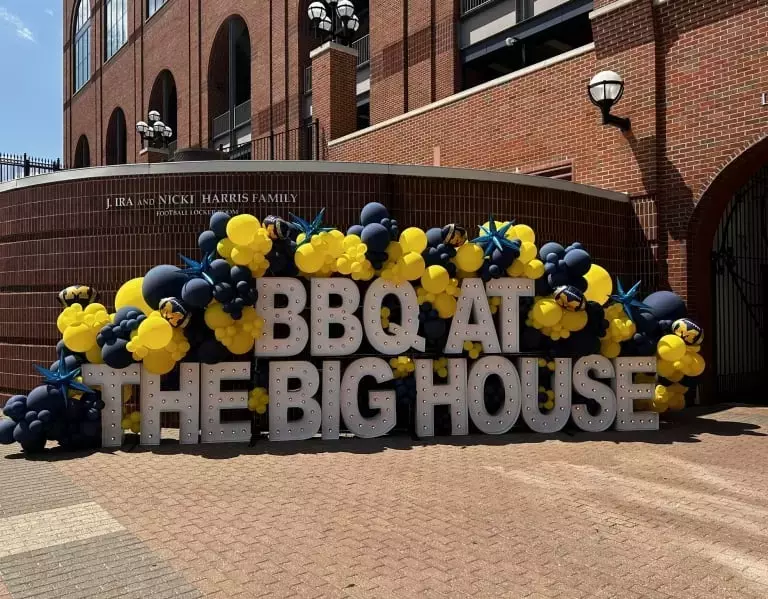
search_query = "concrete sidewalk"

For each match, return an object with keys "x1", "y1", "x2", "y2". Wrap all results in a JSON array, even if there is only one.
[{"x1": 1, "y1": 405, "x2": 767, "y2": 598}]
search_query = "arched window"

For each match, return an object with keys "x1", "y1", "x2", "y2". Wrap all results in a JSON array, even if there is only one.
[
  {"x1": 73, "y1": 1, "x2": 91, "y2": 92},
  {"x1": 106, "y1": 108, "x2": 127, "y2": 165},
  {"x1": 149, "y1": 70, "x2": 178, "y2": 147},
  {"x1": 74, "y1": 136, "x2": 91, "y2": 168},
  {"x1": 148, "y1": 0, "x2": 168, "y2": 18},
  {"x1": 105, "y1": 0, "x2": 127, "y2": 60}
]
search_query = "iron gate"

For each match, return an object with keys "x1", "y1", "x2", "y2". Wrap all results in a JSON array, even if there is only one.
[{"x1": 711, "y1": 163, "x2": 768, "y2": 401}]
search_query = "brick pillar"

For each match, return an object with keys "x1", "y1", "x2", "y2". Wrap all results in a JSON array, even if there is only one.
[{"x1": 311, "y1": 42, "x2": 358, "y2": 142}]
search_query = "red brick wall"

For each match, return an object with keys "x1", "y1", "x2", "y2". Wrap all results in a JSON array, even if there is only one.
[
  {"x1": 312, "y1": 46, "x2": 359, "y2": 141},
  {"x1": 64, "y1": 0, "x2": 311, "y2": 165},
  {"x1": 330, "y1": 0, "x2": 768, "y2": 308}
]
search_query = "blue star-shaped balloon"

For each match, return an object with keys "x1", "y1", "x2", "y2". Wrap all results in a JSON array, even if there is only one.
[
  {"x1": 290, "y1": 209, "x2": 334, "y2": 246},
  {"x1": 179, "y1": 251, "x2": 215, "y2": 285},
  {"x1": 471, "y1": 215, "x2": 518, "y2": 257},
  {"x1": 610, "y1": 279, "x2": 650, "y2": 321},
  {"x1": 34, "y1": 348, "x2": 93, "y2": 399}
]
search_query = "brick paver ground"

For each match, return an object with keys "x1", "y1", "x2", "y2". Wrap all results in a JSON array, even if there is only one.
[{"x1": 1, "y1": 404, "x2": 768, "y2": 598}]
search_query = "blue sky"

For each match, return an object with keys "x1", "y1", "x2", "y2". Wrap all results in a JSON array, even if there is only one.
[{"x1": 0, "y1": 1, "x2": 62, "y2": 159}]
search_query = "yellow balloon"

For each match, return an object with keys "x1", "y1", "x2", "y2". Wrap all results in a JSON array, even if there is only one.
[
  {"x1": 421, "y1": 265, "x2": 450, "y2": 294},
  {"x1": 532, "y1": 299, "x2": 563, "y2": 328},
  {"x1": 204, "y1": 303, "x2": 234, "y2": 330},
  {"x1": 507, "y1": 260, "x2": 526, "y2": 277},
  {"x1": 85, "y1": 345, "x2": 104, "y2": 364},
  {"x1": 63, "y1": 323, "x2": 97, "y2": 353},
  {"x1": 657, "y1": 334, "x2": 686, "y2": 362},
  {"x1": 295, "y1": 244, "x2": 325, "y2": 273},
  {"x1": 217, "y1": 238, "x2": 234, "y2": 259},
  {"x1": 584, "y1": 264, "x2": 613, "y2": 306},
  {"x1": 226, "y1": 214, "x2": 259, "y2": 246},
  {"x1": 138, "y1": 317, "x2": 173, "y2": 351},
  {"x1": 114, "y1": 277, "x2": 152, "y2": 316},
  {"x1": 688, "y1": 352, "x2": 706, "y2": 377},
  {"x1": 455, "y1": 243, "x2": 484, "y2": 273},
  {"x1": 524, "y1": 260, "x2": 545, "y2": 280},
  {"x1": 143, "y1": 349, "x2": 176, "y2": 375},
  {"x1": 511, "y1": 224, "x2": 535, "y2": 244},
  {"x1": 656, "y1": 358, "x2": 678, "y2": 379},
  {"x1": 386, "y1": 241, "x2": 404, "y2": 262},
  {"x1": 600, "y1": 340, "x2": 621, "y2": 359},
  {"x1": 399, "y1": 228, "x2": 428, "y2": 254},
  {"x1": 560, "y1": 310, "x2": 588, "y2": 332},
  {"x1": 518, "y1": 242, "x2": 537, "y2": 264},
  {"x1": 227, "y1": 331, "x2": 255, "y2": 355},
  {"x1": 433, "y1": 293, "x2": 458, "y2": 318},
  {"x1": 400, "y1": 252, "x2": 426, "y2": 281},
  {"x1": 231, "y1": 245, "x2": 254, "y2": 266}
]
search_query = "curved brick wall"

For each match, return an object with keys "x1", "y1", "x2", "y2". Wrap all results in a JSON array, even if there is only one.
[{"x1": 0, "y1": 162, "x2": 632, "y2": 398}]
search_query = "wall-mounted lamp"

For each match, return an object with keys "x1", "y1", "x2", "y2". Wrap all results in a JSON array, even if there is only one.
[{"x1": 588, "y1": 71, "x2": 631, "y2": 132}]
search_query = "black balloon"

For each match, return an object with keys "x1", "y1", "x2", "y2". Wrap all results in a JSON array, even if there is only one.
[
  {"x1": 210, "y1": 212, "x2": 231, "y2": 239},
  {"x1": 142, "y1": 265, "x2": 189, "y2": 310},
  {"x1": 181, "y1": 278, "x2": 213, "y2": 308},
  {"x1": 102, "y1": 339, "x2": 134, "y2": 369},
  {"x1": 643, "y1": 291, "x2": 687, "y2": 322},
  {"x1": 198, "y1": 230, "x2": 218, "y2": 253},
  {"x1": 208, "y1": 259, "x2": 231, "y2": 283}
]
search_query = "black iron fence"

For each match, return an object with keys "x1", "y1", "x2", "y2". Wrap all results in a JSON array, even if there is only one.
[
  {"x1": 1, "y1": 153, "x2": 61, "y2": 183},
  {"x1": 224, "y1": 120, "x2": 324, "y2": 161}
]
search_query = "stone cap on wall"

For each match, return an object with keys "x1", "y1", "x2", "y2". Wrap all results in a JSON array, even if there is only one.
[{"x1": 0, "y1": 161, "x2": 628, "y2": 203}]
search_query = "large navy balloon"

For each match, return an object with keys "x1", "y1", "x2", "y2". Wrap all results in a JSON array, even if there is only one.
[
  {"x1": 361, "y1": 223, "x2": 390, "y2": 253},
  {"x1": 102, "y1": 339, "x2": 134, "y2": 369},
  {"x1": 360, "y1": 202, "x2": 389, "y2": 227},
  {"x1": 643, "y1": 291, "x2": 687, "y2": 322},
  {"x1": 142, "y1": 265, "x2": 189, "y2": 309},
  {"x1": 210, "y1": 212, "x2": 231, "y2": 239}
]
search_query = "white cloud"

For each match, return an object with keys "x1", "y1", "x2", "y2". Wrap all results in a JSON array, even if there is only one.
[
  {"x1": 0, "y1": 7, "x2": 36, "y2": 42},
  {"x1": 45, "y1": 9, "x2": 54, "y2": 17}
]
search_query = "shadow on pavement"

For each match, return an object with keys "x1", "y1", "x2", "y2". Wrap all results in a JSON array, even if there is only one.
[{"x1": 8, "y1": 404, "x2": 766, "y2": 461}]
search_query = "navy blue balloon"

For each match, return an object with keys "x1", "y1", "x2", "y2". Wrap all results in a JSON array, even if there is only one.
[
  {"x1": 198, "y1": 339, "x2": 230, "y2": 364},
  {"x1": 81, "y1": 421, "x2": 100, "y2": 438},
  {"x1": 28, "y1": 420, "x2": 44, "y2": 435},
  {"x1": 208, "y1": 259, "x2": 231, "y2": 283},
  {"x1": 548, "y1": 272, "x2": 569, "y2": 288},
  {"x1": 571, "y1": 276, "x2": 589, "y2": 292},
  {"x1": 49, "y1": 355, "x2": 80, "y2": 373},
  {"x1": 347, "y1": 224, "x2": 364, "y2": 237},
  {"x1": 27, "y1": 386, "x2": 61, "y2": 414},
  {"x1": 3, "y1": 398, "x2": 26, "y2": 422},
  {"x1": 643, "y1": 291, "x2": 687, "y2": 322},
  {"x1": 0, "y1": 418, "x2": 15, "y2": 444},
  {"x1": 13, "y1": 421, "x2": 32, "y2": 444},
  {"x1": 198, "y1": 230, "x2": 219, "y2": 253},
  {"x1": 564, "y1": 249, "x2": 591, "y2": 276},
  {"x1": 361, "y1": 223, "x2": 390, "y2": 253},
  {"x1": 230, "y1": 266, "x2": 252, "y2": 283},
  {"x1": 142, "y1": 265, "x2": 189, "y2": 310},
  {"x1": 210, "y1": 212, "x2": 231, "y2": 239},
  {"x1": 426, "y1": 228, "x2": 443, "y2": 247},
  {"x1": 635, "y1": 311, "x2": 660, "y2": 335},
  {"x1": 423, "y1": 319, "x2": 446, "y2": 340},
  {"x1": 182, "y1": 278, "x2": 213, "y2": 308},
  {"x1": 539, "y1": 242, "x2": 565, "y2": 261},
  {"x1": 360, "y1": 202, "x2": 389, "y2": 226},
  {"x1": 37, "y1": 409, "x2": 52, "y2": 423},
  {"x1": 25, "y1": 411, "x2": 38, "y2": 424},
  {"x1": 102, "y1": 339, "x2": 134, "y2": 369}
]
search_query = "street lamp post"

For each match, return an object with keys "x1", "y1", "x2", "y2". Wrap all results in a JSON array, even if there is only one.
[
  {"x1": 307, "y1": 0, "x2": 360, "y2": 45},
  {"x1": 136, "y1": 110, "x2": 174, "y2": 151},
  {"x1": 588, "y1": 71, "x2": 631, "y2": 132}
]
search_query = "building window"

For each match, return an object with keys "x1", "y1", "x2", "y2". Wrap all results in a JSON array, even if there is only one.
[
  {"x1": 148, "y1": 0, "x2": 168, "y2": 18},
  {"x1": 74, "y1": 135, "x2": 91, "y2": 168},
  {"x1": 105, "y1": 0, "x2": 127, "y2": 60},
  {"x1": 73, "y1": 1, "x2": 91, "y2": 92},
  {"x1": 106, "y1": 108, "x2": 128, "y2": 165}
]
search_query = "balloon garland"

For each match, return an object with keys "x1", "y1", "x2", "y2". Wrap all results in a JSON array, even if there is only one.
[{"x1": 0, "y1": 203, "x2": 706, "y2": 453}]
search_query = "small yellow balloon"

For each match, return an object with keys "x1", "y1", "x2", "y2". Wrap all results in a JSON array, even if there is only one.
[
  {"x1": 227, "y1": 331, "x2": 256, "y2": 355},
  {"x1": 400, "y1": 252, "x2": 426, "y2": 281},
  {"x1": 421, "y1": 265, "x2": 450, "y2": 294},
  {"x1": 295, "y1": 244, "x2": 325, "y2": 273},
  {"x1": 657, "y1": 334, "x2": 686, "y2": 362},
  {"x1": 687, "y1": 352, "x2": 706, "y2": 377},
  {"x1": 560, "y1": 310, "x2": 588, "y2": 332},
  {"x1": 143, "y1": 349, "x2": 176, "y2": 375},
  {"x1": 433, "y1": 293, "x2": 458, "y2": 318},
  {"x1": 600, "y1": 340, "x2": 621, "y2": 359},
  {"x1": 226, "y1": 214, "x2": 260, "y2": 246},
  {"x1": 231, "y1": 245, "x2": 255, "y2": 266},
  {"x1": 63, "y1": 323, "x2": 98, "y2": 353},
  {"x1": 138, "y1": 316, "x2": 173, "y2": 351},
  {"x1": 205, "y1": 302, "x2": 234, "y2": 330},
  {"x1": 584, "y1": 264, "x2": 613, "y2": 306},
  {"x1": 399, "y1": 228, "x2": 428, "y2": 255},
  {"x1": 85, "y1": 345, "x2": 104, "y2": 364},
  {"x1": 531, "y1": 299, "x2": 563, "y2": 328},
  {"x1": 518, "y1": 242, "x2": 537, "y2": 264},
  {"x1": 524, "y1": 260, "x2": 545, "y2": 280},
  {"x1": 511, "y1": 224, "x2": 535, "y2": 244},
  {"x1": 455, "y1": 243, "x2": 484, "y2": 273}
]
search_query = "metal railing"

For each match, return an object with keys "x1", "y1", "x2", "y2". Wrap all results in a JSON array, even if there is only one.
[
  {"x1": 352, "y1": 34, "x2": 370, "y2": 66},
  {"x1": 460, "y1": 0, "x2": 497, "y2": 16},
  {"x1": 1, "y1": 153, "x2": 61, "y2": 183},
  {"x1": 212, "y1": 99, "x2": 252, "y2": 141},
  {"x1": 223, "y1": 120, "x2": 324, "y2": 161}
]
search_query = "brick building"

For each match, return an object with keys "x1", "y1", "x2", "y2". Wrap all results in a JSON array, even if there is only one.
[{"x1": 62, "y1": 0, "x2": 768, "y2": 401}]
